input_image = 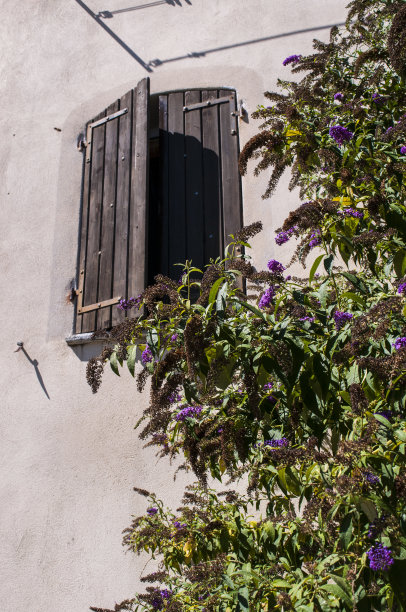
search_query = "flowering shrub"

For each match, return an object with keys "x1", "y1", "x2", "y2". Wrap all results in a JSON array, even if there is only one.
[{"x1": 87, "y1": 2, "x2": 406, "y2": 610}]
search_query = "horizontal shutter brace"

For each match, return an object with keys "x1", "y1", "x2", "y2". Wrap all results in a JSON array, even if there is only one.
[
  {"x1": 183, "y1": 95, "x2": 233, "y2": 112},
  {"x1": 85, "y1": 107, "x2": 128, "y2": 162},
  {"x1": 75, "y1": 269, "x2": 121, "y2": 314}
]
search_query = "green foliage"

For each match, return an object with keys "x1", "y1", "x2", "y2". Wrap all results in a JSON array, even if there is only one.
[{"x1": 88, "y1": 1, "x2": 406, "y2": 610}]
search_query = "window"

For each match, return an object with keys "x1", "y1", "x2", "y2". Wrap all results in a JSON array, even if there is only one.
[{"x1": 74, "y1": 78, "x2": 243, "y2": 334}]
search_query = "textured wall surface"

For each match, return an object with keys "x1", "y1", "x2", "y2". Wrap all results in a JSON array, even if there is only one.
[{"x1": 0, "y1": 1, "x2": 348, "y2": 610}]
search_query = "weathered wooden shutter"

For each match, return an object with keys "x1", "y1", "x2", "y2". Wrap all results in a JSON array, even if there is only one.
[
  {"x1": 76, "y1": 78, "x2": 149, "y2": 333},
  {"x1": 156, "y1": 89, "x2": 243, "y2": 279}
]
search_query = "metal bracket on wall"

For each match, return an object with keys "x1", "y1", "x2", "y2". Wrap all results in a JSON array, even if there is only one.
[
  {"x1": 75, "y1": 269, "x2": 121, "y2": 314},
  {"x1": 183, "y1": 95, "x2": 233, "y2": 112},
  {"x1": 183, "y1": 94, "x2": 238, "y2": 135},
  {"x1": 85, "y1": 107, "x2": 128, "y2": 163}
]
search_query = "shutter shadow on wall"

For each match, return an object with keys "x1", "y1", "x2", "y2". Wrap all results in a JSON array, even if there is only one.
[
  {"x1": 75, "y1": 84, "x2": 242, "y2": 334},
  {"x1": 76, "y1": 78, "x2": 149, "y2": 333}
]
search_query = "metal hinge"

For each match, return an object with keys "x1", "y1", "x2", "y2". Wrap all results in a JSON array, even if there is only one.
[
  {"x1": 85, "y1": 107, "x2": 128, "y2": 163},
  {"x1": 75, "y1": 269, "x2": 121, "y2": 314}
]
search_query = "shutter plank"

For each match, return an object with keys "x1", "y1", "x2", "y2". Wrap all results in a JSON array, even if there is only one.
[
  {"x1": 201, "y1": 89, "x2": 222, "y2": 264},
  {"x1": 219, "y1": 90, "x2": 243, "y2": 248},
  {"x1": 158, "y1": 95, "x2": 169, "y2": 278},
  {"x1": 111, "y1": 89, "x2": 133, "y2": 327},
  {"x1": 76, "y1": 124, "x2": 92, "y2": 334},
  {"x1": 128, "y1": 77, "x2": 149, "y2": 305},
  {"x1": 184, "y1": 90, "x2": 204, "y2": 272},
  {"x1": 82, "y1": 110, "x2": 106, "y2": 333},
  {"x1": 97, "y1": 99, "x2": 120, "y2": 330},
  {"x1": 167, "y1": 92, "x2": 186, "y2": 280}
]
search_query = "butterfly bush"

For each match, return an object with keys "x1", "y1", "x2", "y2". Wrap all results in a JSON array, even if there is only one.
[{"x1": 88, "y1": 3, "x2": 406, "y2": 610}]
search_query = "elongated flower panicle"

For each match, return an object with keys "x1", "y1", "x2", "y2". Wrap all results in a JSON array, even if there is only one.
[
  {"x1": 363, "y1": 471, "x2": 380, "y2": 485},
  {"x1": 329, "y1": 124, "x2": 354, "y2": 145},
  {"x1": 265, "y1": 438, "x2": 289, "y2": 448},
  {"x1": 141, "y1": 345, "x2": 153, "y2": 364},
  {"x1": 309, "y1": 230, "x2": 321, "y2": 249},
  {"x1": 397, "y1": 282, "x2": 406, "y2": 294},
  {"x1": 275, "y1": 228, "x2": 295, "y2": 245},
  {"x1": 259, "y1": 286, "x2": 276, "y2": 309},
  {"x1": 340, "y1": 207, "x2": 364, "y2": 219},
  {"x1": 372, "y1": 92, "x2": 386, "y2": 105},
  {"x1": 283, "y1": 54, "x2": 302, "y2": 66},
  {"x1": 267, "y1": 259, "x2": 285, "y2": 274},
  {"x1": 175, "y1": 405, "x2": 203, "y2": 422},
  {"x1": 393, "y1": 337, "x2": 406, "y2": 350},
  {"x1": 334, "y1": 310, "x2": 353, "y2": 330},
  {"x1": 117, "y1": 295, "x2": 141, "y2": 311},
  {"x1": 367, "y1": 543, "x2": 394, "y2": 571}
]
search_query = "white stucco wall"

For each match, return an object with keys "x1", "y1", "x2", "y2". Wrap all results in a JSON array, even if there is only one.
[{"x1": 1, "y1": 1, "x2": 348, "y2": 610}]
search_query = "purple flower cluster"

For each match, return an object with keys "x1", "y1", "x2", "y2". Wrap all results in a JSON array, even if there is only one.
[
  {"x1": 363, "y1": 471, "x2": 380, "y2": 485},
  {"x1": 367, "y1": 543, "x2": 394, "y2": 571},
  {"x1": 263, "y1": 382, "x2": 274, "y2": 391},
  {"x1": 147, "y1": 507, "x2": 158, "y2": 516},
  {"x1": 393, "y1": 337, "x2": 406, "y2": 350},
  {"x1": 334, "y1": 92, "x2": 344, "y2": 101},
  {"x1": 397, "y1": 282, "x2": 406, "y2": 295},
  {"x1": 267, "y1": 259, "x2": 285, "y2": 274},
  {"x1": 141, "y1": 345, "x2": 153, "y2": 364},
  {"x1": 333, "y1": 310, "x2": 353, "y2": 330},
  {"x1": 117, "y1": 295, "x2": 141, "y2": 311},
  {"x1": 401, "y1": 146, "x2": 406, "y2": 155},
  {"x1": 255, "y1": 438, "x2": 289, "y2": 449},
  {"x1": 376, "y1": 410, "x2": 393, "y2": 421},
  {"x1": 152, "y1": 589, "x2": 172, "y2": 610},
  {"x1": 175, "y1": 405, "x2": 203, "y2": 421},
  {"x1": 173, "y1": 520, "x2": 187, "y2": 530},
  {"x1": 368, "y1": 516, "x2": 387, "y2": 540},
  {"x1": 275, "y1": 228, "x2": 295, "y2": 245},
  {"x1": 339, "y1": 207, "x2": 364, "y2": 219},
  {"x1": 329, "y1": 124, "x2": 354, "y2": 146},
  {"x1": 309, "y1": 230, "x2": 322, "y2": 249},
  {"x1": 372, "y1": 93, "x2": 386, "y2": 105},
  {"x1": 259, "y1": 286, "x2": 277, "y2": 309},
  {"x1": 299, "y1": 316, "x2": 315, "y2": 323},
  {"x1": 171, "y1": 333, "x2": 178, "y2": 342},
  {"x1": 283, "y1": 54, "x2": 302, "y2": 66},
  {"x1": 168, "y1": 391, "x2": 182, "y2": 404}
]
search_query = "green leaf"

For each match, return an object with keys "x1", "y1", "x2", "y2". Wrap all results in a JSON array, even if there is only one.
[
  {"x1": 216, "y1": 282, "x2": 228, "y2": 313},
  {"x1": 374, "y1": 413, "x2": 393, "y2": 428},
  {"x1": 208, "y1": 277, "x2": 225, "y2": 306},
  {"x1": 110, "y1": 351, "x2": 120, "y2": 376},
  {"x1": 309, "y1": 254, "x2": 324, "y2": 284},
  {"x1": 233, "y1": 299, "x2": 266, "y2": 320},
  {"x1": 237, "y1": 587, "x2": 249, "y2": 611},
  {"x1": 323, "y1": 254, "x2": 334, "y2": 275},
  {"x1": 394, "y1": 250, "x2": 406, "y2": 278},
  {"x1": 341, "y1": 272, "x2": 367, "y2": 294},
  {"x1": 341, "y1": 291, "x2": 365, "y2": 307},
  {"x1": 339, "y1": 514, "x2": 353, "y2": 551},
  {"x1": 127, "y1": 345, "x2": 137, "y2": 377},
  {"x1": 320, "y1": 583, "x2": 352, "y2": 608}
]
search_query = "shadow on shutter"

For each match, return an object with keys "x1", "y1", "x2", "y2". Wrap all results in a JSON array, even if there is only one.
[
  {"x1": 150, "y1": 88, "x2": 243, "y2": 283},
  {"x1": 75, "y1": 78, "x2": 150, "y2": 334}
]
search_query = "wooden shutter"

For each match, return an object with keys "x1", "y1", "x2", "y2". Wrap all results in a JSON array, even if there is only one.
[
  {"x1": 76, "y1": 78, "x2": 149, "y2": 333},
  {"x1": 155, "y1": 89, "x2": 243, "y2": 279}
]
